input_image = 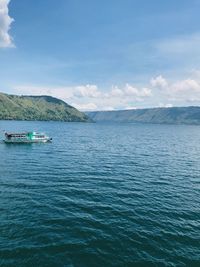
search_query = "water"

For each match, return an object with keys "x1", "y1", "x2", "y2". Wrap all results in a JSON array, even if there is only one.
[{"x1": 0, "y1": 121, "x2": 199, "y2": 267}]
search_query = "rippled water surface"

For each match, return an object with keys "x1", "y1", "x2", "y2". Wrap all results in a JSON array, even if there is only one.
[{"x1": 0, "y1": 121, "x2": 200, "y2": 267}]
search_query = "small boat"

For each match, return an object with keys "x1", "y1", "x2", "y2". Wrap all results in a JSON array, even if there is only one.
[{"x1": 4, "y1": 132, "x2": 52, "y2": 144}]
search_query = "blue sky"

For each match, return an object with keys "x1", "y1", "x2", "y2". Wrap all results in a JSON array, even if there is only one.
[{"x1": 1, "y1": 0, "x2": 200, "y2": 110}]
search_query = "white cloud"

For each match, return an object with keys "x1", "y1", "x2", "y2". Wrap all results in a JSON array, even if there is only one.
[
  {"x1": 151, "y1": 76, "x2": 200, "y2": 103},
  {"x1": 15, "y1": 73, "x2": 200, "y2": 111},
  {"x1": 150, "y1": 75, "x2": 168, "y2": 89},
  {"x1": 73, "y1": 84, "x2": 101, "y2": 98},
  {"x1": 110, "y1": 84, "x2": 152, "y2": 98},
  {"x1": 125, "y1": 106, "x2": 137, "y2": 110},
  {"x1": 170, "y1": 79, "x2": 200, "y2": 92},
  {"x1": 14, "y1": 82, "x2": 152, "y2": 111},
  {"x1": 124, "y1": 84, "x2": 152, "y2": 97},
  {"x1": 110, "y1": 87, "x2": 124, "y2": 97},
  {"x1": 158, "y1": 103, "x2": 173, "y2": 108},
  {"x1": 71, "y1": 102, "x2": 98, "y2": 111},
  {"x1": 168, "y1": 79, "x2": 200, "y2": 103},
  {"x1": 0, "y1": 0, "x2": 14, "y2": 48}
]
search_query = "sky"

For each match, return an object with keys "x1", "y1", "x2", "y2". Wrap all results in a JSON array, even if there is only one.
[{"x1": 1, "y1": 0, "x2": 200, "y2": 111}]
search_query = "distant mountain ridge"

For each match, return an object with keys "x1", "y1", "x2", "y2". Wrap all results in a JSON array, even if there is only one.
[
  {"x1": 87, "y1": 107, "x2": 200, "y2": 125},
  {"x1": 0, "y1": 92, "x2": 90, "y2": 122}
]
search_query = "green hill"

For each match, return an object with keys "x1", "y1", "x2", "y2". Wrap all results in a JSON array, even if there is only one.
[
  {"x1": 86, "y1": 107, "x2": 200, "y2": 125},
  {"x1": 0, "y1": 92, "x2": 90, "y2": 122}
]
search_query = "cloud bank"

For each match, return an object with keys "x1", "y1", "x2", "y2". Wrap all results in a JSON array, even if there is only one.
[
  {"x1": 0, "y1": 0, "x2": 14, "y2": 48},
  {"x1": 14, "y1": 83, "x2": 153, "y2": 111},
  {"x1": 14, "y1": 73, "x2": 200, "y2": 111},
  {"x1": 151, "y1": 75, "x2": 200, "y2": 104}
]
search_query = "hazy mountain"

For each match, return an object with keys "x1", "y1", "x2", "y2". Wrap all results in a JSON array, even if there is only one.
[
  {"x1": 87, "y1": 107, "x2": 200, "y2": 125},
  {"x1": 0, "y1": 92, "x2": 90, "y2": 122}
]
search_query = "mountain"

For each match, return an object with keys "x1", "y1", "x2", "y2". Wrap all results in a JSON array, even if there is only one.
[
  {"x1": 86, "y1": 107, "x2": 200, "y2": 125},
  {"x1": 0, "y1": 92, "x2": 90, "y2": 122}
]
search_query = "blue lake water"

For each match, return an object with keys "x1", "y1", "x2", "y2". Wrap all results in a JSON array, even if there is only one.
[{"x1": 0, "y1": 121, "x2": 200, "y2": 267}]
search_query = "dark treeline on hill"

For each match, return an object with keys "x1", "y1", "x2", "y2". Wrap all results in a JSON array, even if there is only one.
[
  {"x1": 0, "y1": 92, "x2": 91, "y2": 122},
  {"x1": 87, "y1": 107, "x2": 200, "y2": 125}
]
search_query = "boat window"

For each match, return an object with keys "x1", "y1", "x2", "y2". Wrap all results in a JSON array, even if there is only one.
[{"x1": 35, "y1": 135, "x2": 45, "y2": 138}]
